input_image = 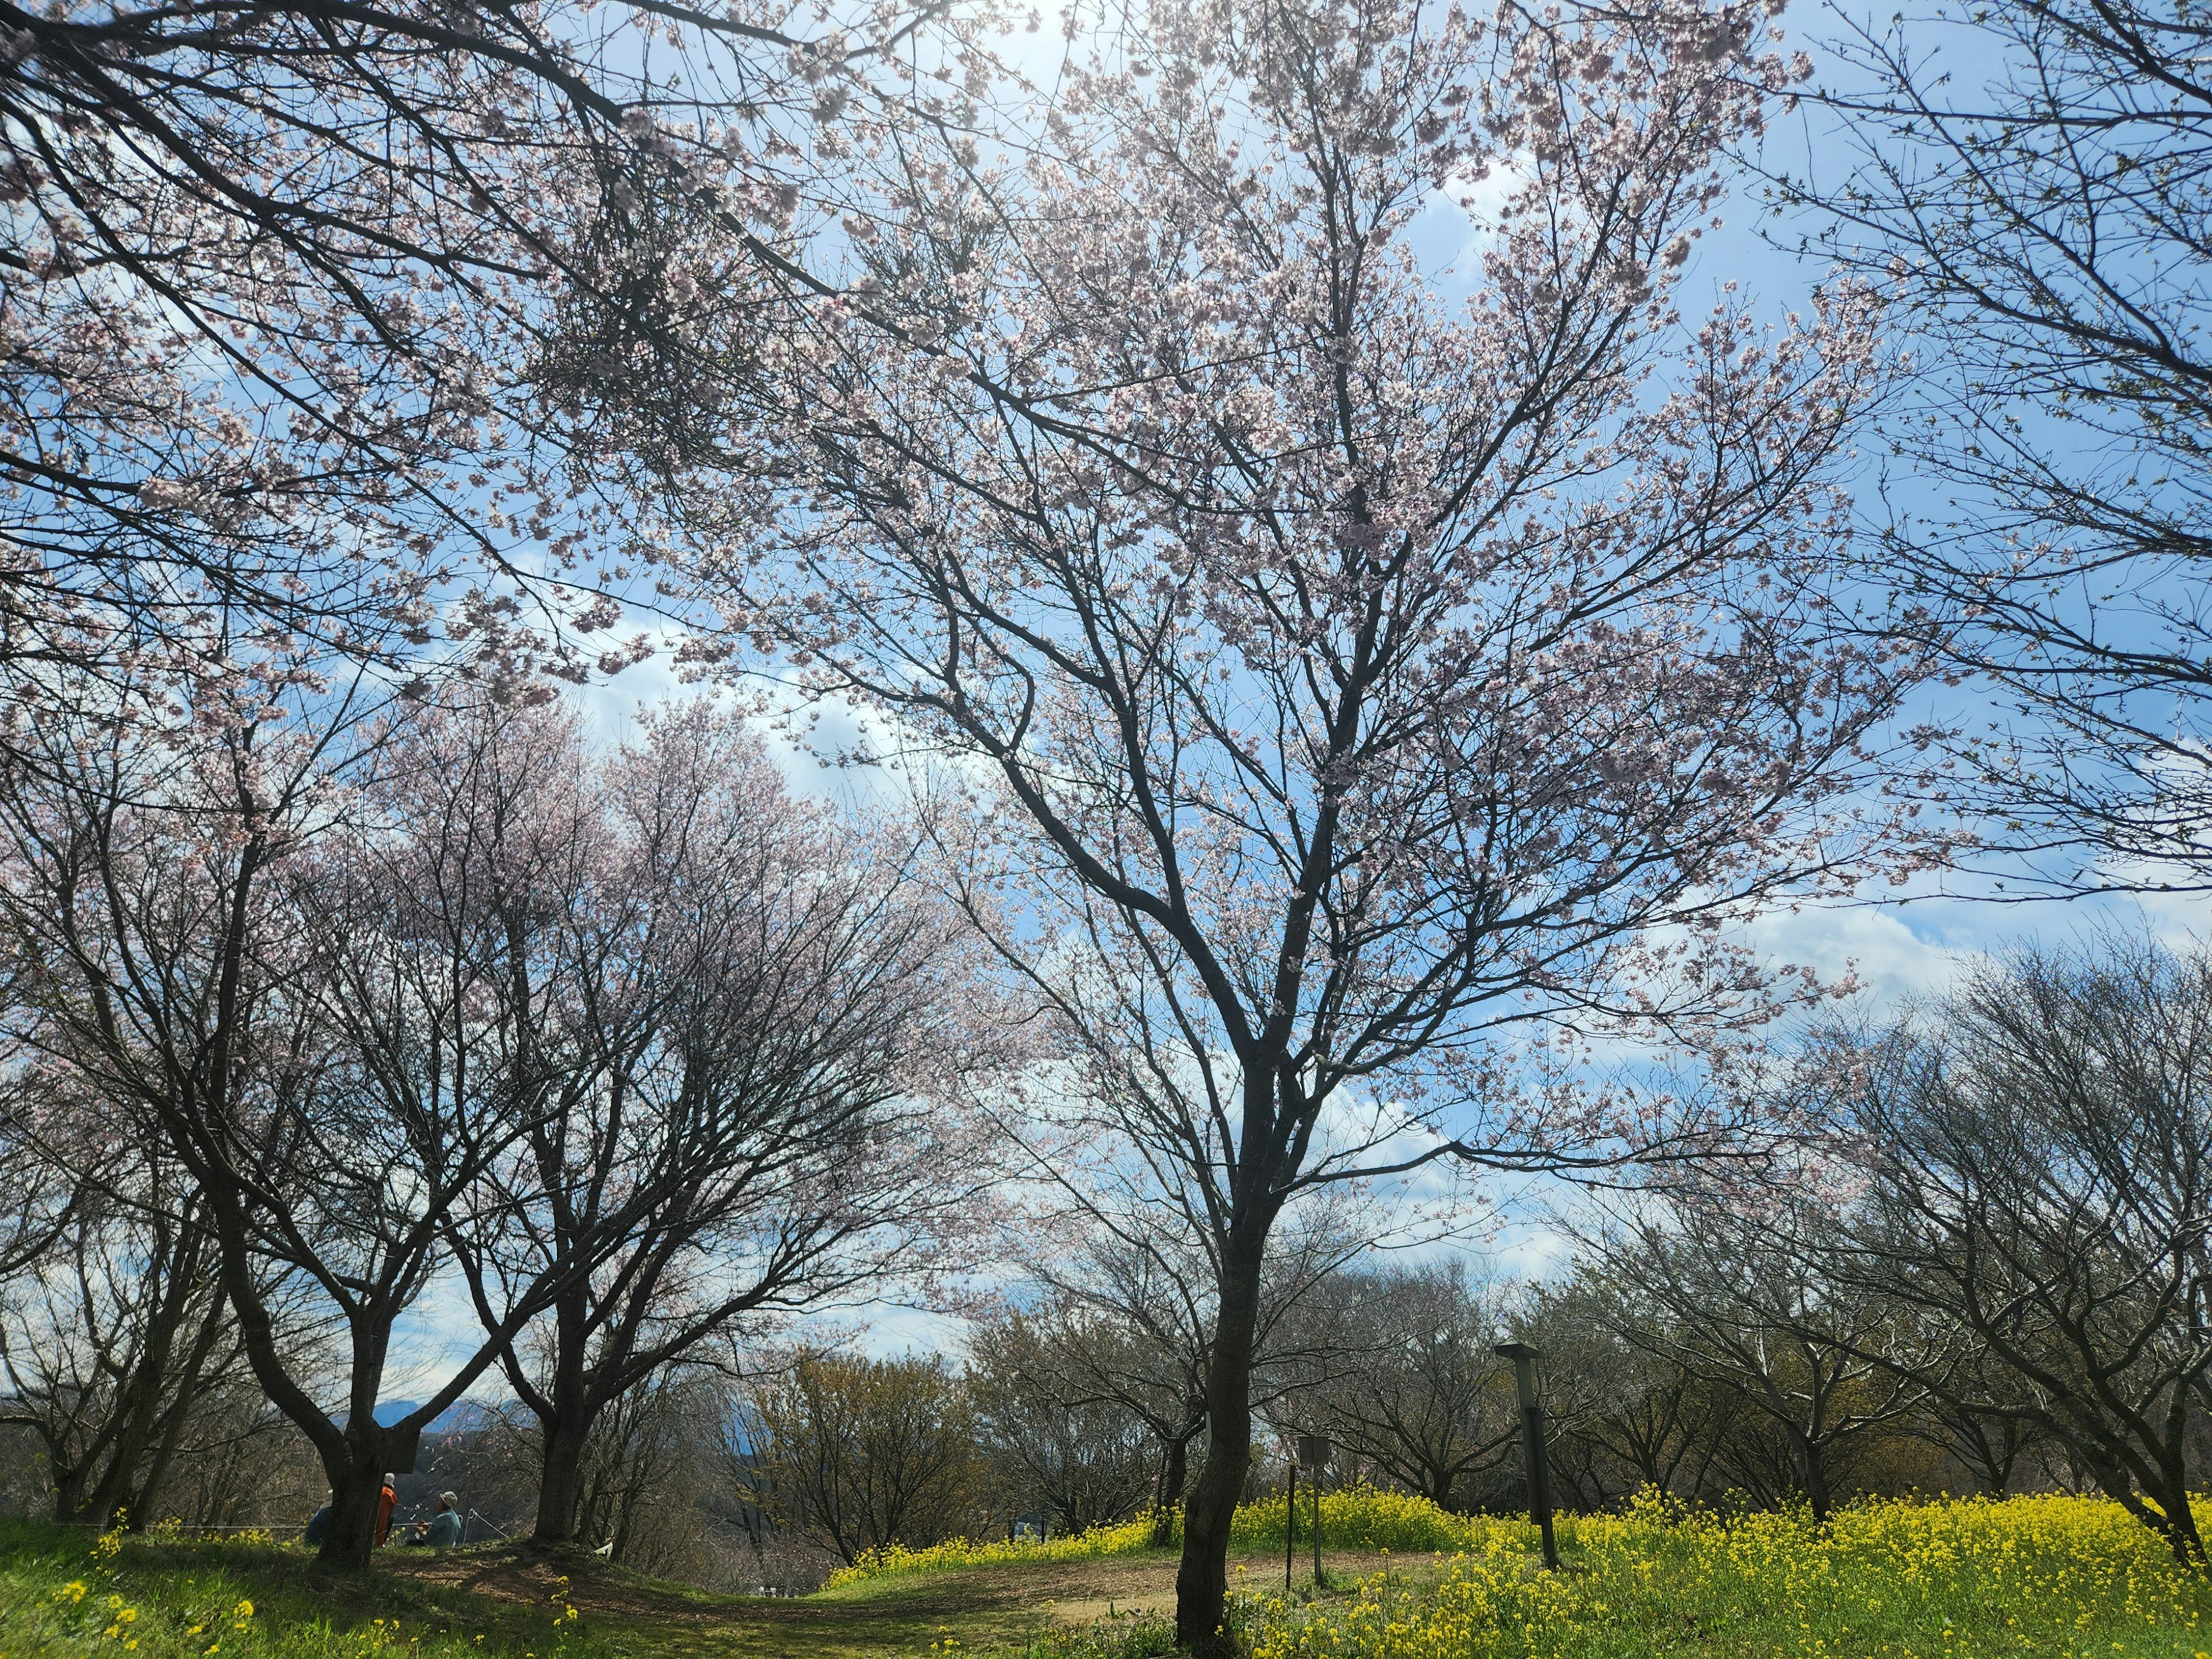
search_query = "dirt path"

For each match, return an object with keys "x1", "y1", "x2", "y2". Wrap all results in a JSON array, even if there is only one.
[{"x1": 381, "y1": 1544, "x2": 1436, "y2": 1658}]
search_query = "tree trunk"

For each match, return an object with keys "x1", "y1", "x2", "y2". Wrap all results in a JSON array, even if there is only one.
[
  {"x1": 89, "y1": 1272, "x2": 228, "y2": 1530},
  {"x1": 2142, "y1": 1450, "x2": 2206, "y2": 1566},
  {"x1": 529, "y1": 1300, "x2": 599, "y2": 1544},
  {"x1": 1154, "y1": 1430, "x2": 1193, "y2": 1546},
  {"x1": 535, "y1": 1411, "x2": 594, "y2": 1545},
  {"x1": 310, "y1": 1415, "x2": 421, "y2": 1569},
  {"x1": 1792, "y1": 1434, "x2": 1832, "y2": 1524},
  {"x1": 1176, "y1": 1237, "x2": 1266, "y2": 1657},
  {"x1": 2161, "y1": 1490, "x2": 2206, "y2": 1565},
  {"x1": 50, "y1": 1450, "x2": 89, "y2": 1527},
  {"x1": 319, "y1": 1461, "x2": 386, "y2": 1567}
]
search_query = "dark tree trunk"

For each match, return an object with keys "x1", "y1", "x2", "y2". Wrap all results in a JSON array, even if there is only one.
[
  {"x1": 49, "y1": 1448, "x2": 88, "y2": 1527},
  {"x1": 1792, "y1": 1434, "x2": 1832, "y2": 1524},
  {"x1": 2161, "y1": 1488, "x2": 2206, "y2": 1565},
  {"x1": 2134, "y1": 1449, "x2": 2205, "y2": 1565},
  {"x1": 310, "y1": 1408, "x2": 430, "y2": 1569},
  {"x1": 319, "y1": 1462, "x2": 387, "y2": 1567},
  {"x1": 535, "y1": 1411, "x2": 594, "y2": 1545},
  {"x1": 1154, "y1": 1430, "x2": 1192, "y2": 1546},
  {"x1": 88, "y1": 1270, "x2": 228, "y2": 1529},
  {"x1": 1946, "y1": 1413, "x2": 2021, "y2": 1496},
  {"x1": 528, "y1": 1294, "x2": 600, "y2": 1544},
  {"x1": 1176, "y1": 1236, "x2": 1266, "y2": 1657}
]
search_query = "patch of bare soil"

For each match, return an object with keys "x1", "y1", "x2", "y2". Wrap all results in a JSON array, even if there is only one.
[
  {"x1": 381, "y1": 1542, "x2": 743, "y2": 1622},
  {"x1": 828, "y1": 1551, "x2": 1414, "y2": 1624}
]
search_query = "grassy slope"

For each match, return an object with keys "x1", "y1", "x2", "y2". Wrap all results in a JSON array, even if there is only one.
[{"x1": 0, "y1": 1520, "x2": 1249, "y2": 1659}]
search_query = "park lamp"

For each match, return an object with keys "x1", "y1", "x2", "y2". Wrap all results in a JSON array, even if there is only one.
[{"x1": 1494, "y1": 1341, "x2": 1560, "y2": 1570}]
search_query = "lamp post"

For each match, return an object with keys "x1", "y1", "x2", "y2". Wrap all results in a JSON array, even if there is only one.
[
  {"x1": 1297, "y1": 1434, "x2": 1331, "y2": 1583},
  {"x1": 1494, "y1": 1342, "x2": 1559, "y2": 1570}
]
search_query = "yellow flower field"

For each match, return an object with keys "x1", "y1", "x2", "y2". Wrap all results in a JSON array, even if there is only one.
[
  {"x1": 1243, "y1": 1492, "x2": 2212, "y2": 1659},
  {"x1": 826, "y1": 1487, "x2": 1524, "y2": 1589},
  {"x1": 825, "y1": 1516, "x2": 1164, "y2": 1589}
]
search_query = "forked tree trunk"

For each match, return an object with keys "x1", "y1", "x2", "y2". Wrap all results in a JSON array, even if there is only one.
[
  {"x1": 309, "y1": 1410, "x2": 430, "y2": 1568},
  {"x1": 527, "y1": 1300, "x2": 601, "y2": 1545},
  {"x1": 49, "y1": 1450, "x2": 89, "y2": 1527},
  {"x1": 88, "y1": 1279, "x2": 229, "y2": 1530},
  {"x1": 2096, "y1": 1442, "x2": 2207, "y2": 1566}
]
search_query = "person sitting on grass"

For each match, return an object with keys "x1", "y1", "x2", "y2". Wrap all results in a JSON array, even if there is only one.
[{"x1": 405, "y1": 1491, "x2": 464, "y2": 1548}]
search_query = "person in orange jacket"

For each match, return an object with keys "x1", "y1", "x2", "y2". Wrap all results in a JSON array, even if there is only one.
[{"x1": 374, "y1": 1474, "x2": 397, "y2": 1546}]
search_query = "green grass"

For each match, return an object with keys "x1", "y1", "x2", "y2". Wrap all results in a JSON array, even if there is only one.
[
  {"x1": 6, "y1": 1493, "x2": 2212, "y2": 1659},
  {"x1": 0, "y1": 1516, "x2": 1198, "y2": 1659},
  {"x1": 0, "y1": 1518, "x2": 620, "y2": 1658}
]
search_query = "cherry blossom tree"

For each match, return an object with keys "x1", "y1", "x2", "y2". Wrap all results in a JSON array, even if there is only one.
[
  {"x1": 657, "y1": 0, "x2": 1933, "y2": 1636},
  {"x1": 0, "y1": 653, "x2": 421, "y2": 1563},
  {"x1": 438, "y1": 703, "x2": 988, "y2": 1546},
  {"x1": 0, "y1": 663, "x2": 985, "y2": 1566},
  {"x1": 0, "y1": 0, "x2": 997, "y2": 716}
]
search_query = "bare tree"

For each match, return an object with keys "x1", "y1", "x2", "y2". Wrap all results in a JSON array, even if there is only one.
[
  {"x1": 447, "y1": 703, "x2": 984, "y2": 1545},
  {"x1": 1524, "y1": 1271, "x2": 1737, "y2": 1506},
  {"x1": 968, "y1": 1314, "x2": 1160, "y2": 1533},
  {"x1": 1828, "y1": 938, "x2": 2212, "y2": 1559},
  {"x1": 1777, "y1": 0, "x2": 2212, "y2": 885},
  {"x1": 736, "y1": 1351, "x2": 982, "y2": 1565},
  {"x1": 968, "y1": 1285, "x2": 1204, "y2": 1547},
  {"x1": 570, "y1": 1369, "x2": 724, "y2": 1569},
  {"x1": 1914, "y1": 1388, "x2": 2046, "y2": 1499},
  {"x1": 153, "y1": 1377, "x2": 329, "y2": 1532},
  {"x1": 998, "y1": 1194, "x2": 1370, "y2": 1546},
  {"x1": 1290, "y1": 1262, "x2": 1519, "y2": 1512},
  {"x1": 1584, "y1": 1191, "x2": 1922, "y2": 1520},
  {"x1": 0, "y1": 1142, "x2": 235, "y2": 1527}
]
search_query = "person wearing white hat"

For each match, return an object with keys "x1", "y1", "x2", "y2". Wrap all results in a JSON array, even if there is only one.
[{"x1": 407, "y1": 1491, "x2": 464, "y2": 1548}]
